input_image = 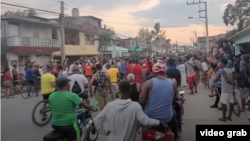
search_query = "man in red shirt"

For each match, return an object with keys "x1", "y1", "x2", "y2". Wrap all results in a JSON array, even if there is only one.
[
  {"x1": 131, "y1": 59, "x2": 142, "y2": 83},
  {"x1": 125, "y1": 59, "x2": 133, "y2": 80},
  {"x1": 146, "y1": 58, "x2": 153, "y2": 74}
]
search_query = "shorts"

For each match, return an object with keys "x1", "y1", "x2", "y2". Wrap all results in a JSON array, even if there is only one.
[
  {"x1": 86, "y1": 75, "x2": 92, "y2": 80},
  {"x1": 187, "y1": 76, "x2": 196, "y2": 83},
  {"x1": 42, "y1": 90, "x2": 56, "y2": 100},
  {"x1": 52, "y1": 121, "x2": 82, "y2": 140},
  {"x1": 240, "y1": 87, "x2": 250, "y2": 99},
  {"x1": 95, "y1": 91, "x2": 108, "y2": 108},
  {"x1": 220, "y1": 92, "x2": 234, "y2": 104},
  {"x1": 111, "y1": 83, "x2": 119, "y2": 93},
  {"x1": 209, "y1": 77, "x2": 215, "y2": 86}
]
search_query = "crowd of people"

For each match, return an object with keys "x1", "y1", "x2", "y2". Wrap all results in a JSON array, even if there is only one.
[{"x1": 1, "y1": 50, "x2": 250, "y2": 141}]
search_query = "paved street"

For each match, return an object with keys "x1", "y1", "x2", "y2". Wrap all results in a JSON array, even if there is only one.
[{"x1": 1, "y1": 84, "x2": 250, "y2": 141}]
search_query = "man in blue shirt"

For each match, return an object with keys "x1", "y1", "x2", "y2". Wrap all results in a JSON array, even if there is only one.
[
  {"x1": 120, "y1": 58, "x2": 127, "y2": 80},
  {"x1": 25, "y1": 64, "x2": 34, "y2": 83}
]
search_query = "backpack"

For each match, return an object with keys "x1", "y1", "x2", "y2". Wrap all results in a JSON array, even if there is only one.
[{"x1": 71, "y1": 81, "x2": 82, "y2": 94}]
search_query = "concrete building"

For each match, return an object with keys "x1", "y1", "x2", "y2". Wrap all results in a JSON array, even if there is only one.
[
  {"x1": 197, "y1": 34, "x2": 226, "y2": 53},
  {"x1": 1, "y1": 16, "x2": 61, "y2": 70}
]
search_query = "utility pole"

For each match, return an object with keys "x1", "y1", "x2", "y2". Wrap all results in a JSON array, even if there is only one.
[
  {"x1": 187, "y1": 0, "x2": 209, "y2": 53},
  {"x1": 59, "y1": 1, "x2": 65, "y2": 61}
]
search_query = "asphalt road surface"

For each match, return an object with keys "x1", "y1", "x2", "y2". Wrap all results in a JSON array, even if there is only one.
[{"x1": 1, "y1": 84, "x2": 249, "y2": 141}]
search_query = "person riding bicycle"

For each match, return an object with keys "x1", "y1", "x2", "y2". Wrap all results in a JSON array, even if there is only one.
[
  {"x1": 48, "y1": 76, "x2": 97, "y2": 141},
  {"x1": 139, "y1": 62, "x2": 179, "y2": 140},
  {"x1": 68, "y1": 66, "x2": 89, "y2": 103},
  {"x1": 41, "y1": 65, "x2": 56, "y2": 100}
]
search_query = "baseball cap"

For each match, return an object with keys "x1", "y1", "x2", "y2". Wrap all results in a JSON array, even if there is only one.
[{"x1": 55, "y1": 76, "x2": 71, "y2": 88}]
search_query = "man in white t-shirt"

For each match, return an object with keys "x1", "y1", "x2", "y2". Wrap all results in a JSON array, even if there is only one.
[
  {"x1": 68, "y1": 66, "x2": 89, "y2": 100},
  {"x1": 68, "y1": 62, "x2": 75, "y2": 74},
  {"x1": 177, "y1": 57, "x2": 186, "y2": 87}
]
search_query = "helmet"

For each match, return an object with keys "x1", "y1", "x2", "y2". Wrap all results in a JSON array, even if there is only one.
[
  {"x1": 152, "y1": 63, "x2": 166, "y2": 73},
  {"x1": 55, "y1": 76, "x2": 70, "y2": 88}
]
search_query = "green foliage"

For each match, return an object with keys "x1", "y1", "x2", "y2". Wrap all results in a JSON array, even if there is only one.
[
  {"x1": 225, "y1": 28, "x2": 239, "y2": 38},
  {"x1": 137, "y1": 22, "x2": 170, "y2": 44},
  {"x1": 95, "y1": 34, "x2": 112, "y2": 53},
  {"x1": 223, "y1": 0, "x2": 250, "y2": 31},
  {"x1": 3, "y1": 9, "x2": 37, "y2": 16}
]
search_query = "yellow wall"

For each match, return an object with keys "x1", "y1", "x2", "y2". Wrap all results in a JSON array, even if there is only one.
[{"x1": 53, "y1": 32, "x2": 98, "y2": 56}]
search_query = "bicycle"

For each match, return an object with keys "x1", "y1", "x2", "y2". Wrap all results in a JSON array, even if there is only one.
[
  {"x1": 21, "y1": 81, "x2": 39, "y2": 99},
  {"x1": 32, "y1": 100, "x2": 52, "y2": 126}
]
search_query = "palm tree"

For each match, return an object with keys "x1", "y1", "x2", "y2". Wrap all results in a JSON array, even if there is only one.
[{"x1": 95, "y1": 34, "x2": 112, "y2": 56}]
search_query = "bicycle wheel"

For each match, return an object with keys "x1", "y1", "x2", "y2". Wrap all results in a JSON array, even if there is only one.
[
  {"x1": 233, "y1": 95, "x2": 241, "y2": 117},
  {"x1": 32, "y1": 100, "x2": 52, "y2": 126},
  {"x1": 84, "y1": 119, "x2": 99, "y2": 141},
  {"x1": 20, "y1": 84, "x2": 32, "y2": 99}
]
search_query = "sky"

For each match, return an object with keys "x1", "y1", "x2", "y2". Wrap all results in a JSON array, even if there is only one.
[{"x1": 1, "y1": 0, "x2": 236, "y2": 45}]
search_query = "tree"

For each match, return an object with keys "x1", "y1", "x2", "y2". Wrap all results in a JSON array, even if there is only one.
[
  {"x1": 223, "y1": 0, "x2": 250, "y2": 31},
  {"x1": 26, "y1": 9, "x2": 37, "y2": 16},
  {"x1": 137, "y1": 27, "x2": 155, "y2": 44},
  {"x1": 225, "y1": 28, "x2": 238, "y2": 38},
  {"x1": 95, "y1": 34, "x2": 112, "y2": 56},
  {"x1": 2, "y1": 8, "x2": 37, "y2": 17}
]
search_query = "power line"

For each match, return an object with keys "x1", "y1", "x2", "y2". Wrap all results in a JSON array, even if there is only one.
[
  {"x1": 1, "y1": 5, "x2": 59, "y2": 16},
  {"x1": 78, "y1": 0, "x2": 88, "y2": 8},
  {"x1": 82, "y1": 10, "x2": 198, "y2": 20},
  {"x1": 1, "y1": 2, "x2": 60, "y2": 14},
  {"x1": 42, "y1": 2, "x2": 60, "y2": 11},
  {"x1": 196, "y1": 4, "x2": 205, "y2": 14},
  {"x1": 102, "y1": 21, "x2": 191, "y2": 27}
]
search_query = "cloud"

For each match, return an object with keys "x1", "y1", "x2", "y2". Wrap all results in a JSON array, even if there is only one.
[{"x1": 1, "y1": 0, "x2": 235, "y2": 44}]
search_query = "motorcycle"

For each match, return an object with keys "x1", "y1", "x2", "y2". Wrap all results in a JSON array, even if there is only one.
[
  {"x1": 140, "y1": 123, "x2": 175, "y2": 141},
  {"x1": 43, "y1": 107, "x2": 99, "y2": 141}
]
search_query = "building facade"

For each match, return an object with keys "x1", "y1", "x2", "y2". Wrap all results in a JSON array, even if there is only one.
[{"x1": 1, "y1": 16, "x2": 60, "y2": 70}]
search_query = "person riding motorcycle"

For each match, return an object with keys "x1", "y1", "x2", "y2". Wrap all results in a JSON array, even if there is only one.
[
  {"x1": 48, "y1": 76, "x2": 97, "y2": 141},
  {"x1": 139, "y1": 62, "x2": 179, "y2": 140}
]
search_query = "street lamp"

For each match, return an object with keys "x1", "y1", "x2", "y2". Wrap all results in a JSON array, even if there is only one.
[
  {"x1": 188, "y1": 17, "x2": 205, "y2": 23},
  {"x1": 188, "y1": 16, "x2": 209, "y2": 53}
]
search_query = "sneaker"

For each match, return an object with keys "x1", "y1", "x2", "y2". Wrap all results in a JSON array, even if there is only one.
[{"x1": 210, "y1": 105, "x2": 218, "y2": 108}]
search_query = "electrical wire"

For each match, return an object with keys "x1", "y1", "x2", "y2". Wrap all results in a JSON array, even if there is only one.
[
  {"x1": 81, "y1": 10, "x2": 198, "y2": 20},
  {"x1": 1, "y1": 2, "x2": 60, "y2": 14},
  {"x1": 102, "y1": 21, "x2": 190, "y2": 27},
  {"x1": 78, "y1": 0, "x2": 88, "y2": 8},
  {"x1": 196, "y1": 4, "x2": 205, "y2": 14}
]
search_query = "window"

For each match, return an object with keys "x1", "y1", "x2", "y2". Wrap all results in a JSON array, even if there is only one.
[
  {"x1": 18, "y1": 55, "x2": 30, "y2": 64},
  {"x1": 85, "y1": 34, "x2": 94, "y2": 45},
  {"x1": 65, "y1": 29, "x2": 79, "y2": 45}
]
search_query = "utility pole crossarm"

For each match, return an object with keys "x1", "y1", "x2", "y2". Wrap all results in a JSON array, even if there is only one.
[{"x1": 187, "y1": 0, "x2": 209, "y2": 53}]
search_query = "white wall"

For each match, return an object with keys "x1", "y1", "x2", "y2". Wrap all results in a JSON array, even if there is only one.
[
  {"x1": 8, "y1": 23, "x2": 53, "y2": 39},
  {"x1": 7, "y1": 53, "x2": 18, "y2": 76}
]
